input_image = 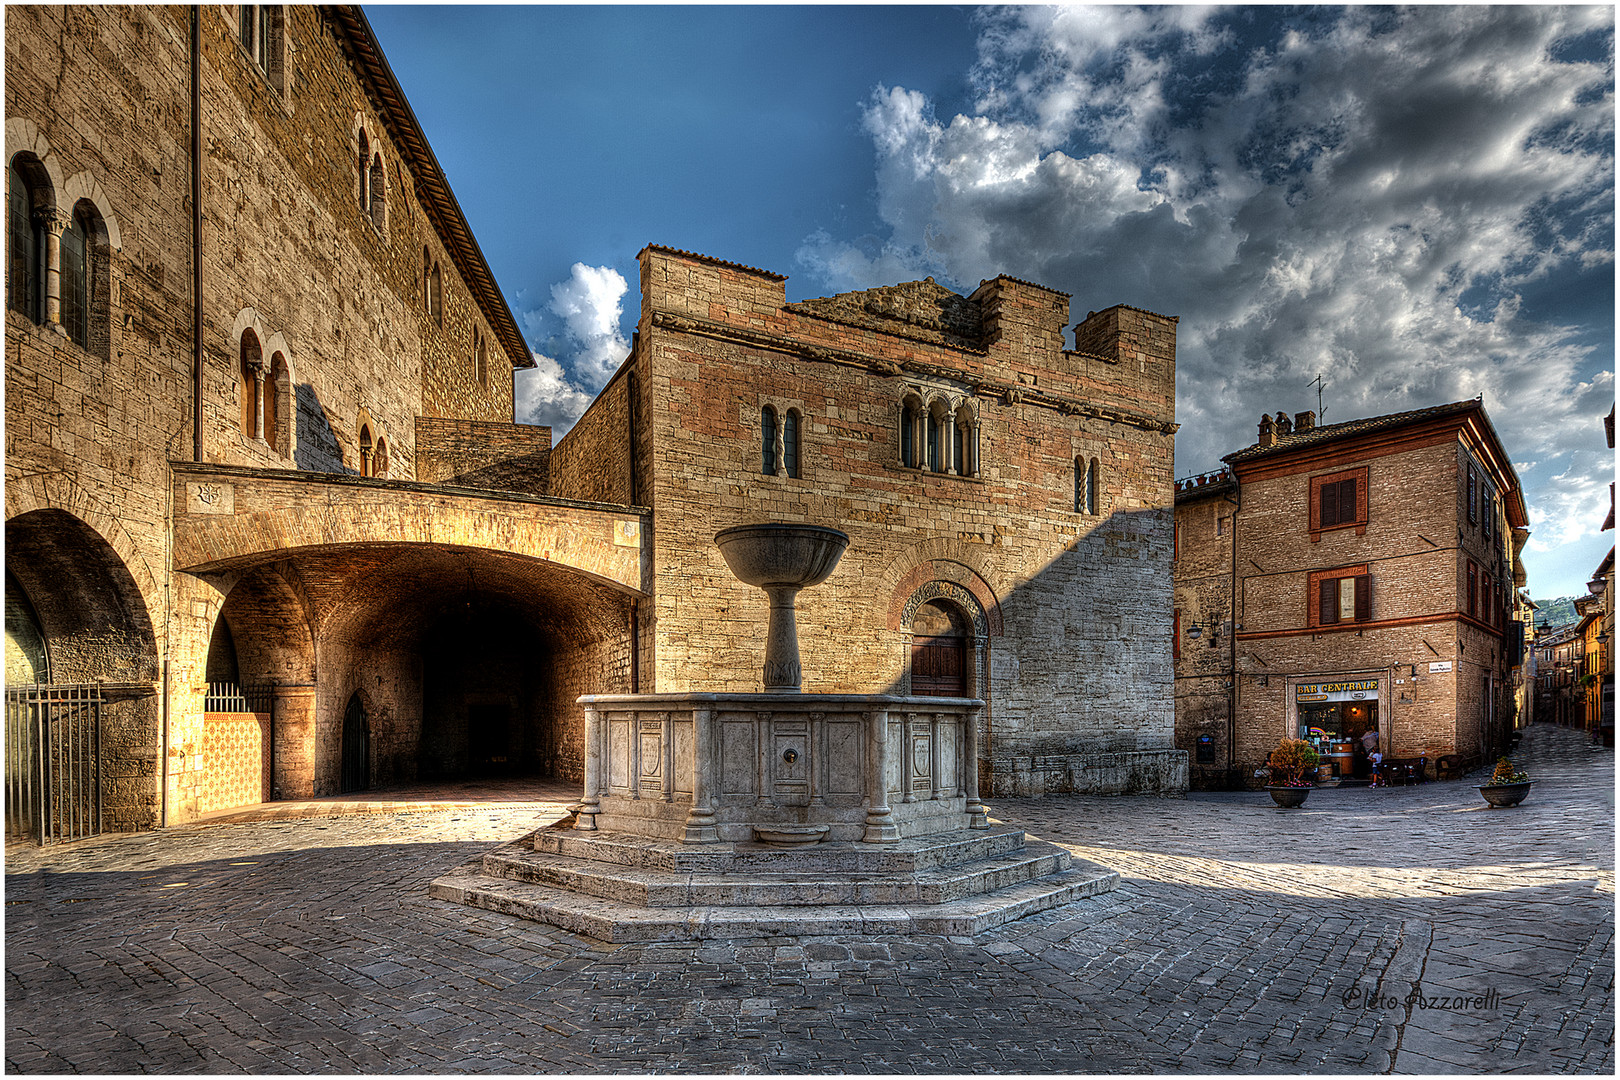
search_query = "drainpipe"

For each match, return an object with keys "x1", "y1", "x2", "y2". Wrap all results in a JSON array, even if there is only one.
[
  {"x1": 191, "y1": 5, "x2": 204, "y2": 464},
  {"x1": 1226, "y1": 482, "x2": 1241, "y2": 782},
  {"x1": 629, "y1": 600, "x2": 639, "y2": 694}
]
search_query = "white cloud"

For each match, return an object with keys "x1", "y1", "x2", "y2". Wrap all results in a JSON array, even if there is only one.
[
  {"x1": 799, "y1": 4, "x2": 1614, "y2": 596},
  {"x1": 513, "y1": 262, "x2": 633, "y2": 434}
]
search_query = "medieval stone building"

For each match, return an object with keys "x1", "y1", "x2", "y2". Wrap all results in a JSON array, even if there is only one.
[
  {"x1": 6, "y1": 6, "x2": 1183, "y2": 842},
  {"x1": 1173, "y1": 400, "x2": 1530, "y2": 788}
]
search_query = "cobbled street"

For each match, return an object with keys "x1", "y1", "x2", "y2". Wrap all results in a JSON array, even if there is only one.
[{"x1": 6, "y1": 723, "x2": 1612, "y2": 1074}]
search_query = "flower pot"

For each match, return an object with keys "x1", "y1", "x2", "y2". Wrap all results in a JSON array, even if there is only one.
[
  {"x1": 1267, "y1": 785, "x2": 1310, "y2": 808},
  {"x1": 1478, "y1": 781, "x2": 1533, "y2": 808}
]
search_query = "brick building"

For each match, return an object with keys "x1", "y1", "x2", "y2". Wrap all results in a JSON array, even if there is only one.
[
  {"x1": 6, "y1": 6, "x2": 1184, "y2": 842},
  {"x1": 1173, "y1": 400, "x2": 1530, "y2": 787}
]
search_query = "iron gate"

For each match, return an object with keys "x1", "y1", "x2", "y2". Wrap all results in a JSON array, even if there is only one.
[{"x1": 5, "y1": 684, "x2": 104, "y2": 844}]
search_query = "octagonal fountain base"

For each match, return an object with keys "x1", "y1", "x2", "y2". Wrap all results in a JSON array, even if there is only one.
[
  {"x1": 428, "y1": 691, "x2": 1117, "y2": 941},
  {"x1": 428, "y1": 822, "x2": 1118, "y2": 942}
]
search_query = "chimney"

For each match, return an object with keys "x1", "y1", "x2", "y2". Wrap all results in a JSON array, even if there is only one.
[
  {"x1": 1258, "y1": 414, "x2": 1276, "y2": 448},
  {"x1": 1274, "y1": 411, "x2": 1292, "y2": 436},
  {"x1": 1294, "y1": 410, "x2": 1316, "y2": 432}
]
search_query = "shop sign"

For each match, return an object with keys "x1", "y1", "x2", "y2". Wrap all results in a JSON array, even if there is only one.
[
  {"x1": 1295, "y1": 678, "x2": 1379, "y2": 703},
  {"x1": 1428, "y1": 661, "x2": 1453, "y2": 673}
]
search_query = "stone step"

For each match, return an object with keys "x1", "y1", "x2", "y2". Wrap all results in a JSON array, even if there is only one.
[
  {"x1": 480, "y1": 838, "x2": 1073, "y2": 908},
  {"x1": 428, "y1": 855, "x2": 1119, "y2": 943},
  {"x1": 532, "y1": 824, "x2": 1029, "y2": 874}
]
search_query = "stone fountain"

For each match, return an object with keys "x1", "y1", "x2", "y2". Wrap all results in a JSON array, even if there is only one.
[{"x1": 430, "y1": 523, "x2": 1117, "y2": 940}]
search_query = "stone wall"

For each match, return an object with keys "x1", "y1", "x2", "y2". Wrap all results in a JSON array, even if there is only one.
[
  {"x1": 414, "y1": 417, "x2": 551, "y2": 495},
  {"x1": 629, "y1": 247, "x2": 1183, "y2": 796},
  {"x1": 1173, "y1": 480, "x2": 1238, "y2": 789}
]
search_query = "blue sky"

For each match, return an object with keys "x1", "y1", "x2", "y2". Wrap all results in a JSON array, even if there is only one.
[{"x1": 366, "y1": 5, "x2": 1615, "y2": 599}]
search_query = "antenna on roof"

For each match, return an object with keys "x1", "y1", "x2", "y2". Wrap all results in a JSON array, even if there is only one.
[{"x1": 1308, "y1": 374, "x2": 1327, "y2": 423}]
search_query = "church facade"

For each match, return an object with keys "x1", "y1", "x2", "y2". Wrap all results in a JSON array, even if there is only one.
[{"x1": 6, "y1": 6, "x2": 1183, "y2": 842}]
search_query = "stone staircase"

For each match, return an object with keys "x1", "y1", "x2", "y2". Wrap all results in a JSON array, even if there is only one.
[{"x1": 429, "y1": 821, "x2": 1118, "y2": 941}]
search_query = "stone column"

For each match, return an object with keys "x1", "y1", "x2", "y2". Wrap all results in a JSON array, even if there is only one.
[
  {"x1": 39, "y1": 207, "x2": 68, "y2": 330},
  {"x1": 574, "y1": 706, "x2": 601, "y2": 830},
  {"x1": 683, "y1": 705, "x2": 719, "y2": 843},
  {"x1": 863, "y1": 708, "x2": 899, "y2": 842},
  {"x1": 964, "y1": 703, "x2": 988, "y2": 828},
  {"x1": 270, "y1": 683, "x2": 316, "y2": 800}
]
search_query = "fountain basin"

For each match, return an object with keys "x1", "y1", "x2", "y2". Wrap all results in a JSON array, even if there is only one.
[{"x1": 714, "y1": 523, "x2": 849, "y2": 588}]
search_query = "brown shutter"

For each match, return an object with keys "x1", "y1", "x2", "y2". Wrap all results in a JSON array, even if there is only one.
[
  {"x1": 1341, "y1": 478, "x2": 1358, "y2": 524},
  {"x1": 1354, "y1": 574, "x2": 1371, "y2": 622},
  {"x1": 1319, "y1": 577, "x2": 1339, "y2": 624},
  {"x1": 1321, "y1": 482, "x2": 1339, "y2": 528}
]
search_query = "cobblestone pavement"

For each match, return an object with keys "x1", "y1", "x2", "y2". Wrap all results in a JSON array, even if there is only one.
[{"x1": 6, "y1": 723, "x2": 1612, "y2": 1073}]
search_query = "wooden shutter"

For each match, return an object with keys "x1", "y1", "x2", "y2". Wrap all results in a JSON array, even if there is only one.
[
  {"x1": 1319, "y1": 577, "x2": 1339, "y2": 625},
  {"x1": 1340, "y1": 478, "x2": 1358, "y2": 524},
  {"x1": 1321, "y1": 482, "x2": 1340, "y2": 528},
  {"x1": 1354, "y1": 574, "x2": 1371, "y2": 622},
  {"x1": 1467, "y1": 563, "x2": 1476, "y2": 618}
]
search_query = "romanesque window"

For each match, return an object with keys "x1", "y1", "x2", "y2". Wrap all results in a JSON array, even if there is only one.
[
  {"x1": 239, "y1": 330, "x2": 263, "y2": 439},
  {"x1": 898, "y1": 390, "x2": 978, "y2": 477},
  {"x1": 239, "y1": 6, "x2": 287, "y2": 94},
  {"x1": 423, "y1": 248, "x2": 432, "y2": 311},
  {"x1": 264, "y1": 351, "x2": 287, "y2": 456},
  {"x1": 357, "y1": 129, "x2": 370, "y2": 212},
  {"x1": 59, "y1": 205, "x2": 90, "y2": 349},
  {"x1": 7, "y1": 158, "x2": 44, "y2": 324},
  {"x1": 761, "y1": 405, "x2": 778, "y2": 475},
  {"x1": 1467, "y1": 464, "x2": 1478, "y2": 525},
  {"x1": 474, "y1": 328, "x2": 487, "y2": 387},
  {"x1": 359, "y1": 423, "x2": 374, "y2": 477},
  {"x1": 783, "y1": 408, "x2": 801, "y2": 479},
  {"x1": 368, "y1": 153, "x2": 386, "y2": 231},
  {"x1": 1076, "y1": 457, "x2": 1099, "y2": 514},
  {"x1": 431, "y1": 262, "x2": 443, "y2": 327},
  {"x1": 900, "y1": 397, "x2": 920, "y2": 468},
  {"x1": 374, "y1": 436, "x2": 389, "y2": 478}
]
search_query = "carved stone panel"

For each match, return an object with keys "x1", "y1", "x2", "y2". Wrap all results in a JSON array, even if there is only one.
[
  {"x1": 826, "y1": 718, "x2": 864, "y2": 797},
  {"x1": 719, "y1": 718, "x2": 757, "y2": 798},
  {"x1": 607, "y1": 716, "x2": 632, "y2": 793}
]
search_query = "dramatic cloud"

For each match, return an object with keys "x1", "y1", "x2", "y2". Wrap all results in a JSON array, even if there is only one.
[
  {"x1": 799, "y1": 5, "x2": 1615, "y2": 593},
  {"x1": 514, "y1": 263, "x2": 633, "y2": 433}
]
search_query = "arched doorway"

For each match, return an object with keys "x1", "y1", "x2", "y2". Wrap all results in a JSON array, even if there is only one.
[
  {"x1": 911, "y1": 599, "x2": 969, "y2": 697},
  {"x1": 341, "y1": 693, "x2": 369, "y2": 793}
]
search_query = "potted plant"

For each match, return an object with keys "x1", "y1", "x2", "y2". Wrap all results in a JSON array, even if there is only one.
[
  {"x1": 1265, "y1": 738, "x2": 1320, "y2": 808},
  {"x1": 1478, "y1": 756, "x2": 1534, "y2": 807}
]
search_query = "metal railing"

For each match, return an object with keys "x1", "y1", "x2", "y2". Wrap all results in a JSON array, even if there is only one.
[
  {"x1": 5, "y1": 684, "x2": 103, "y2": 845},
  {"x1": 205, "y1": 682, "x2": 272, "y2": 714}
]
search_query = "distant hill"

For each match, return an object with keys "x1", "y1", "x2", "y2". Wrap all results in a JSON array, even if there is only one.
[{"x1": 1533, "y1": 596, "x2": 1581, "y2": 631}]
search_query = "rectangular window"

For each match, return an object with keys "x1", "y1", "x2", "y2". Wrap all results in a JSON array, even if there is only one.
[
  {"x1": 1467, "y1": 465, "x2": 1478, "y2": 525},
  {"x1": 1216, "y1": 514, "x2": 1224, "y2": 538},
  {"x1": 1467, "y1": 561, "x2": 1477, "y2": 619},
  {"x1": 1173, "y1": 611, "x2": 1181, "y2": 660},
  {"x1": 1309, "y1": 467, "x2": 1368, "y2": 538},
  {"x1": 1313, "y1": 567, "x2": 1371, "y2": 627}
]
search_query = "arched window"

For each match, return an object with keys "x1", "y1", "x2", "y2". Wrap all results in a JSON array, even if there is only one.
[
  {"x1": 239, "y1": 330, "x2": 262, "y2": 439},
  {"x1": 431, "y1": 262, "x2": 443, "y2": 327},
  {"x1": 358, "y1": 423, "x2": 374, "y2": 477},
  {"x1": 474, "y1": 329, "x2": 487, "y2": 387},
  {"x1": 240, "y1": 6, "x2": 286, "y2": 92},
  {"x1": 368, "y1": 153, "x2": 386, "y2": 230},
  {"x1": 357, "y1": 129, "x2": 370, "y2": 213},
  {"x1": 374, "y1": 436, "x2": 388, "y2": 478},
  {"x1": 783, "y1": 409, "x2": 801, "y2": 479},
  {"x1": 901, "y1": 401, "x2": 917, "y2": 468},
  {"x1": 927, "y1": 401, "x2": 950, "y2": 473},
  {"x1": 761, "y1": 405, "x2": 778, "y2": 475},
  {"x1": 264, "y1": 351, "x2": 288, "y2": 455},
  {"x1": 59, "y1": 206, "x2": 89, "y2": 349},
  {"x1": 953, "y1": 402, "x2": 978, "y2": 478},
  {"x1": 7, "y1": 158, "x2": 44, "y2": 324},
  {"x1": 423, "y1": 248, "x2": 432, "y2": 311}
]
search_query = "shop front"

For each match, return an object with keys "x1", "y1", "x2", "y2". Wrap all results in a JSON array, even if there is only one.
[{"x1": 1293, "y1": 677, "x2": 1382, "y2": 784}]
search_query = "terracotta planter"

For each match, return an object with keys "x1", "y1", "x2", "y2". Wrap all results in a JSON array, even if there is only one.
[
  {"x1": 1267, "y1": 785, "x2": 1311, "y2": 808},
  {"x1": 1478, "y1": 781, "x2": 1534, "y2": 808}
]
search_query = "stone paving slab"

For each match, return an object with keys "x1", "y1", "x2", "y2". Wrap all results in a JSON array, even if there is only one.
[{"x1": 5, "y1": 724, "x2": 1613, "y2": 1072}]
